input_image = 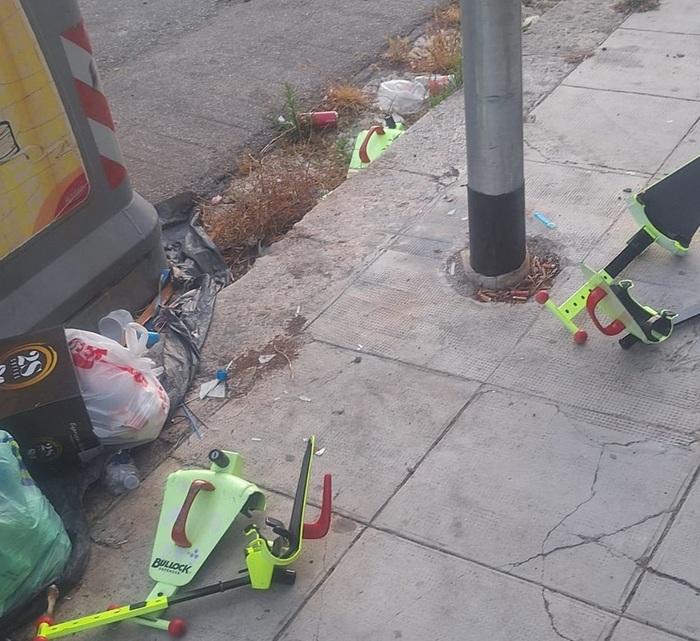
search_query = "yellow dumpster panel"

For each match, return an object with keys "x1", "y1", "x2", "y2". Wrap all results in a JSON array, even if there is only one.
[{"x1": 0, "y1": 0, "x2": 89, "y2": 260}]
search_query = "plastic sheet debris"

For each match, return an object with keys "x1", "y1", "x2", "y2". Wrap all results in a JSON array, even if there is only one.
[
  {"x1": 298, "y1": 395, "x2": 312, "y2": 402},
  {"x1": 199, "y1": 361, "x2": 231, "y2": 399},
  {"x1": 153, "y1": 192, "x2": 231, "y2": 412},
  {"x1": 199, "y1": 378, "x2": 225, "y2": 399},
  {"x1": 376, "y1": 79, "x2": 428, "y2": 115},
  {"x1": 258, "y1": 354, "x2": 275, "y2": 364}
]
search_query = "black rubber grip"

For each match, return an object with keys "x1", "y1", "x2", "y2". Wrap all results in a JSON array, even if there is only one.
[{"x1": 208, "y1": 449, "x2": 230, "y2": 467}]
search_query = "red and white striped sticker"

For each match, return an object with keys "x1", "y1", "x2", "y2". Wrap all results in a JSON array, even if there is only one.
[{"x1": 60, "y1": 20, "x2": 127, "y2": 190}]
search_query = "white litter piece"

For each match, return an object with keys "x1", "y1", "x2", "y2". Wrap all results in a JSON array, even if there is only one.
[
  {"x1": 522, "y1": 15, "x2": 539, "y2": 31},
  {"x1": 258, "y1": 354, "x2": 275, "y2": 364},
  {"x1": 449, "y1": 262, "x2": 456, "y2": 276},
  {"x1": 251, "y1": 437, "x2": 262, "y2": 442},
  {"x1": 199, "y1": 378, "x2": 224, "y2": 399},
  {"x1": 211, "y1": 195, "x2": 223, "y2": 205},
  {"x1": 461, "y1": 216, "x2": 468, "y2": 221},
  {"x1": 357, "y1": 344, "x2": 363, "y2": 351},
  {"x1": 298, "y1": 395, "x2": 312, "y2": 402},
  {"x1": 295, "y1": 306, "x2": 301, "y2": 317},
  {"x1": 376, "y1": 79, "x2": 428, "y2": 115},
  {"x1": 315, "y1": 447, "x2": 326, "y2": 456},
  {"x1": 446, "y1": 209, "x2": 456, "y2": 216}
]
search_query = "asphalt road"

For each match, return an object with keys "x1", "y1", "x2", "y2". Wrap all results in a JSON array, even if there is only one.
[{"x1": 78, "y1": 0, "x2": 447, "y2": 200}]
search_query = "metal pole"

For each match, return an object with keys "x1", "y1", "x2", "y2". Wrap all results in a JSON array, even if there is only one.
[{"x1": 461, "y1": 0, "x2": 527, "y2": 280}]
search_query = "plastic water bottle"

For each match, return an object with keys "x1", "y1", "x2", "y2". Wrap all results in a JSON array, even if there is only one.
[{"x1": 103, "y1": 450, "x2": 140, "y2": 494}]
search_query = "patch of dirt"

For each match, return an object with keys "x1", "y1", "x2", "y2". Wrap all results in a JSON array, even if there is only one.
[
  {"x1": 226, "y1": 333, "x2": 302, "y2": 398},
  {"x1": 285, "y1": 314, "x2": 307, "y2": 336},
  {"x1": 565, "y1": 48, "x2": 595, "y2": 65}
]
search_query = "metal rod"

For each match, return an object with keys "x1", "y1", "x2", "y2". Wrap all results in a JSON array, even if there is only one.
[
  {"x1": 461, "y1": 0, "x2": 527, "y2": 277},
  {"x1": 168, "y1": 576, "x2": 251, "y2": 605}
]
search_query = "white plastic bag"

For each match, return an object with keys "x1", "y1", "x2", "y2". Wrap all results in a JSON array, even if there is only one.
[
  {"x1": 65, "y1": 324, "x2": 170, "y2": 447},
  {"x1": 376, "y1": 79, "x2": 428, "y2": 115}
]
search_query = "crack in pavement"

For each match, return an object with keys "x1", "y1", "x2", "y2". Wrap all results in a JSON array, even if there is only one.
[
  {"x1": 542, "y1": 589, "x2": 577, "y2": 641},
  {"x1": 646, "y1": 567, "x2": 700, "y2": 596},
  {"x1": 531, "y1": 450, "x2": 606, "y2": 641},
  {"x1": 502, "y1": 448, "x2": 606, "y2": 573},
  {"x1": 502, "y1": 508, "x2": 671, "y2": 572}
]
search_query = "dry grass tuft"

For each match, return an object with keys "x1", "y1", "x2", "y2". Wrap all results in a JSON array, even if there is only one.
[
  {"x1": 235, "y1": 153, "x2": 259, "y2": 176},
  {"x1": 613, "y1": 0, "x2": 660, "y2": 12},
  {"x1": 383, "y1": 35, "x2": 412, "y2": 64},
  {"x1": 432, "y1": 3, "x2": 460, "y2": 28},
  {"x1": 321, "y1": 82, "x2": 373, "y2": 115},
  {"x1": 411, "y1": 27, "x2": 462, "y2": 74}
]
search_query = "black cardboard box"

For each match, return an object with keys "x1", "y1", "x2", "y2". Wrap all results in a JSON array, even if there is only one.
[{"x1": 0, "y1": 326, "x2": 101, "y2": 472}]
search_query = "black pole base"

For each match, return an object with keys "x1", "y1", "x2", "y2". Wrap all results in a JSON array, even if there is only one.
[{"x1": 467, "y1": 185, "x2": 527, "y2": 277}]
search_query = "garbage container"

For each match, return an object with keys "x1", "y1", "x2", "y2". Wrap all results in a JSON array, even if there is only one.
[{"x1": 0, "y1": 0, "x2": 167, "y2": 338}]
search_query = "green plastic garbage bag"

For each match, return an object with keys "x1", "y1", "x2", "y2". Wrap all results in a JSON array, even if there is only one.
[{"x1": 0, "y1": 431, "x2": 72, "y2": 617}]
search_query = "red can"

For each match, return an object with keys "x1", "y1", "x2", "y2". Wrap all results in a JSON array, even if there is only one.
[{"x1": 300, "y1": 111, "x2": 338, "y2": 129}]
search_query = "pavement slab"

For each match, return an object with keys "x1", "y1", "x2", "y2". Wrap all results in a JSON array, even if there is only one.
[
  {"x1": 375, "y1": 387, "x2": 700, "y2": 609},
  {"x1": 490, "y1": 270, "x2": 700, "y2": 442},
  {"x1": 279, "y1": 528, "x2": 617, "y2": 641},
  {"x1": 660, "y1": 119, "x2": 700, "y2": 176},
  {"x1": 310, "y1": 247, "x2": 535, "y2": 381},
  {"x1": 583, "y1": 210, "x2": 700, "y2": 292},
  {"x1": 622, "y1": 0, "x2": 700, "y2": 36},
  {"x1": 395, "y1": 160, "x2": 648, "y2": 258},
  {"x1": 626, "y1": 480, "x2": 700, "y2": 640},
  {"x1": 200, "y1": 165, "x2": 446, "y2": 371},
  {"x1": 524, "y1": 85, "x2": 699, "y2": 174},
  {"x1": 611, "y1": 619, "x2": 693, "y2": 641},
  {"x1": 183, "y1": 341, "x2": 480, "y2": 521},
  {"x1": 564, "y1": 28, "x2": 700, "y2": 101}
]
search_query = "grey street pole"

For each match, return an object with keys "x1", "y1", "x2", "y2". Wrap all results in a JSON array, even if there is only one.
[{"x1": 461, "y1": 0, "x2": 527, "y2": 282}]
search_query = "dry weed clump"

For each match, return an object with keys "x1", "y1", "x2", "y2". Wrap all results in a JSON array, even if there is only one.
[
  {"x1": 321, "y1": 82, "x2": 372, "y2": 115},
  {"x1": 383, "y1": 35, "x2": 412, "y2": 64},
  {"x1": 203, "y1": 144, "x2": 346, "y2": 278},
  {"x1": 411, "y1": 27, "x2": 462, "y2": 75},
  {"x1": 432, "y1": 3, "x2": 460, "y2": 28}
]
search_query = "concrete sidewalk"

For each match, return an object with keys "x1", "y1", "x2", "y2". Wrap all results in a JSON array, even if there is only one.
[{"x1": 54, "y1": 0, "x2": 700, "y2": 640}]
